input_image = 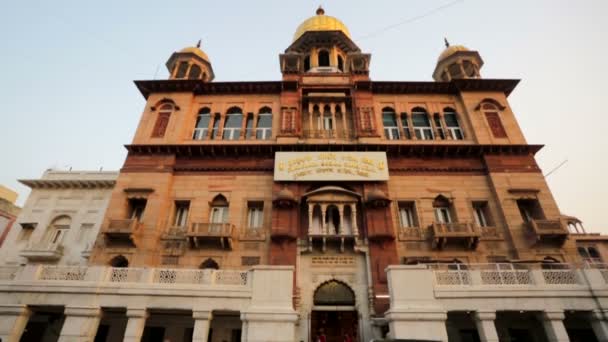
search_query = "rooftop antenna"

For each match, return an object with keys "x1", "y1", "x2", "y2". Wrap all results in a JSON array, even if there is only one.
[
  {"x1": 196, "y1": 39, "x2": 202, "y2": 48},
  {"x1": 444, "y1": 37, "x2": 450, "y2": 48},
  {"x1": 544, "y1": 159, "x2": 568, "y2": 178}
]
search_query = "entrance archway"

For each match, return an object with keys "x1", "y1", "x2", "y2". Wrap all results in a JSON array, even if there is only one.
[{"x1": 311, "y1": 280, "x2": 359, "y2": 342}]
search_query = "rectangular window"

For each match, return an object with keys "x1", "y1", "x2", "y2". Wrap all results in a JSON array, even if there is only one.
[
  {"x1": 77, "y1": 223, "x2": 95, "y2": 242},
  {"x1": 398, "y1": 202, "x2": 417, "y2": 228},
  {"x1": 128, "y1": 198, "x2": 147, "y2": 220},
  {"x1": 472, "y1": 201, "x2": 492, "y2": 227},
  {"x1": 210, "y1": 206, "x2": 228, "y2": 224},
  {"x1": 247, "y1": 202, "x2": 264, "y2": 229},
  {"x1": 173, "y1": 201, "x2": 190, "y2": 227},
  {"x1": 412, "y1": 112, "x2": 434, "y2": 140},
  {"x1": 516, "y1": 199, "x2": 544, "y2": 222},
  {"x1": 444, "y1": 113, "x2": 464, "y2": 140},
  {"x1": 434, "y1": 206, "x2": 452, "y2": 223}
]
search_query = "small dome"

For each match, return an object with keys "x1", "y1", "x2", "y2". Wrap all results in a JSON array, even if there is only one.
[
  {"x1": 179, "y1": 46, "x2": 210, "y2": 62},
  {"x1": 274, "y1": 188, "x2": 297, "y2": 203},
  {"x1": 293, "y1": 7, "x2": 351, "y2": 42},
  {"x1": 438, "y1": 44, "x2": 469, "y2": 62},
  {"x1": 367, "y1": 189, "x2": 390, "y2": 203}
]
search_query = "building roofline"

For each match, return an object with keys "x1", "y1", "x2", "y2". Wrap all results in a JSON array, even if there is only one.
[{"x1": 134, "y1": 78, "x2": 520, "y2": 99}]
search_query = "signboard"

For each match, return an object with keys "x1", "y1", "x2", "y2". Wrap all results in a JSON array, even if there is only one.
[{"x1": 274, "y1": 152, "x2": 389, "y2": 181}]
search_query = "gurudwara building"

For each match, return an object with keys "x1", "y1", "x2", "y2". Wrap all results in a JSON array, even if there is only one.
[{"x1": 2, "y1": 7, "x2": 608, "y2": 342}]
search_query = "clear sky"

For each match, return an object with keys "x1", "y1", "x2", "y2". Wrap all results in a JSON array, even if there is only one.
[{"x1": 1, "y1": 1, "x2": 607, "y2": 232}]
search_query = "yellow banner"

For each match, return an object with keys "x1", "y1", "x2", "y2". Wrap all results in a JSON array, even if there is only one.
[{"x1": 274, "y1": 152, "x2": 389, "y2": 181}]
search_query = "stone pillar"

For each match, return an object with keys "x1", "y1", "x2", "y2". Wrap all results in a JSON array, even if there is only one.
[
  {"x1": 308, "y1": 103, "x2": 314, "y2": 133},
  {"x1": 192, "y1": 310, "x2": 212, "y2": 342},
  {"x1": 123, "y1": 308, "x2": 148, "y2": 342},
  {"x1": 58, "y1": 306, "x2": 102, "y2": 342},
  {"x1": 541, "y1": 311, "x2": 570, "y2": 342},
  {"x1": 474, "y1": 311, "x2": 499, "y2": 342},
  {"x1": 351, "y1": 204, "x2": 359, "y2": 237},
  {"x1": 307, "y1": 203, "x2": 314, "y2": 235},
  {"x1": 590, "y1": 310, "x2": 608, "y2": 342},
  {"x1": 0, "y1": 305, "x2": 31, "y2": 342},
  {"x1": 330, "y1": 103, "x2": 337, "y2": 136},
  {"x1": 321, "y1": 204, "x2": 328, "y2": 235},
  {"x1": 338, "y1": 204, "x2": 345, "y2": 235},
  {"x1": 340, "y1": 103, "x2": 348, "y2": 138}
]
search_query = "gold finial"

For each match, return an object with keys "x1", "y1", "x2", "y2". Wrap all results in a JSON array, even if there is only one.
[
  {"x1": 196, "y1": 39, "x2": 201, "y2": 48},
  {"x1": 316, "y1": 6, "x2": 325, "y2": 15},
  {"x1": 444, "y1": 37, "x2": 450, "y2": 48}
]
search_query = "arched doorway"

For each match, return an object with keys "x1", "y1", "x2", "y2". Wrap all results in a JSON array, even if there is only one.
[
  {"x1": 311, "y1": 280, "x2": 359, "y2": 342},
  {"x1": 109, "y1": 255, "x2": 129, "y2": 268}
]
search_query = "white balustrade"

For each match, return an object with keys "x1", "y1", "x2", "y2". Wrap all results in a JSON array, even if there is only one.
[
  {"x1": 0, "y1": 266, "x2": 20, "y2": 280},
  {"x1": 431, "y1": 263, "x2": 584, "y2": 287},
  {"x1": 38, "y1": 266, "x2": 88, "y2": 281}
]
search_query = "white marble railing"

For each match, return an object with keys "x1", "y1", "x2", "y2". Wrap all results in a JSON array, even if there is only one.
[
  {"x1": 430, "y1": 263, "x2": 586, "y2": 286},
  {"x1": 4, "y1": 265, "x2": 251, "y2": 288}
]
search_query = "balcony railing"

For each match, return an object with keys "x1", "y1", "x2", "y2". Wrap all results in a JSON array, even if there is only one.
[
  {"x1": 307, "y1": 231, "x2": 358, "y2": 253},
  {"x1": 20, "y1": 240, "x2": 64, "y2": 261},
  {"x1": 429, "y1": 263, "x2": 583, "y2": 286},
  {"x1": 102, "y1": 218, "x2": 140, "y2": 246},
  {"x1": 528, "y1": 219, "x2": 569, "y2": 244},
  {"x1": 4, "y1": 265, "x2": 250, "y2": 288},
  {"x1": 187, "y1": 223, "x2": 234, "y2": 249},
  {"x1": 303, "y1": 129, "x2": 352, "y2": 140},
  {"x1": 431, "y1": 222, "x2": 480, "y2": 249}
]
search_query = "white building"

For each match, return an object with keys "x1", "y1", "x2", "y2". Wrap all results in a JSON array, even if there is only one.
[{"x1": 0, "y1": 170, "x2": 117, "y2": 267}]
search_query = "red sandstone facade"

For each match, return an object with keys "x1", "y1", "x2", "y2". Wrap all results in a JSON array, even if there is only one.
[{"x1": 87, "y1": 8, "x2": 601, "y2": 339}]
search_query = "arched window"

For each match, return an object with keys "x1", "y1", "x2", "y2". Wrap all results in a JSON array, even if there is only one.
[
  {"x1": 322, "y1": 105, "x2": 333, "y2": 131},
  {"x1": 188, "y1": 64, "x2": 202, "y2": 79},
  {"x1": 433, "y1": 196, "x2": 453, "y2": 223},
  {"x1": 412, "y1": 107, "x2": 434, "y2": 140},
  {"x1": 325, "y1": 205, "x2": 340, "y2": 235},
  {"x1": 223, "y1": 107, "x2": 243, "y2": 140},
  {"x1": 175, "y1": 62, "x2": 189, "y2": 78},
  {"x1": 313, "y1": 280, "x2": 355, "y2": 306},
  {"x1": 200, "y1": 258, "x2": 219, "y2": 270},
  {"x1": 45, "y1": 215, "x2": 71, "y2": 245},
  {"x1": 151, "y1": 103, "x2": 173, "y2": 138},
  {"x1": 337, "y1": 55, "x2": 344, "y2": 72},
  {"x1": 312, "y1": 205, "x2": 322, "y2": 234},
  {"x1": 318, "y1": 50, "x2": 330, "y2": 67},
  {"x1": 256, "y1": 107, "x2": 272, "y2": 140},
  {"x1": 109, "y1": 255, "x2": 129, "y2": 268},
  {"x1": 192, "y1": 107, "x2": 211, "y2": 140},
  {"x1": 210, "y1": 113, "x2": 221, "y2": 140},
  {"x1": 382, "y1": 107, "x2": 399, "y2": 140},
  {"x1": 304, "y1": 55, "x2": 311, "y2": 71},
  {"x1": 433, "y1": 113, "x2": 445, "y2": 140},
  {"x1": 443, "y1": 107, "x2": 464, "y2": 140},
  {"x1": 209, "y1": 194, "x2": 229, "y2": 233},
  {"x1": 481, "y1": 102, "x2": 507, "y2": 138},
  {"x1": 343, "y1": 205, "x2": 353, "y2": 235},
  {"x1": 245, "y1": 113, "x2": 255, "y2": 139},
  {"x1": 462, "y1": 60, "x2": 477, "y2": 78},
  {"x1": 400, "y1": 112, "x2": 411, "y2": 139}
]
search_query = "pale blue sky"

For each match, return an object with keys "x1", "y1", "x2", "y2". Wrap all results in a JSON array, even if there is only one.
[{"x1": 1, "y1": 1, "x2": 607, "y2": 232}]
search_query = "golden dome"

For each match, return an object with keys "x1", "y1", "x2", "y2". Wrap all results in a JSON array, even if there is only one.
[
  {"x1": 438, "y1": 45, "x2": 469, "y2": 62},
  {"x1": 293, "y1": 7, "x2": 351, "y2": 42},
  {"x1": 179, "y1": 46, "x2": 210, "y2": 62}
]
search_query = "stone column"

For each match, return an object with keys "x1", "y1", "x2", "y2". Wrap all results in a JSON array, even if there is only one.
[
  {"x1": 192, "y1": 310, "x2": 212, "y2": 342},
  {"x1": 340, "y1": 103, "x2": 347, "y2": 138},
  {"x1": 123, "y1": 308, "x2": 148, "y2": 342},
  {"x1": 541, "y1": 311, "x2": 570, "y2": 342},
  {"x1": 321, "y1": 204, "x2": 328, "y2": 235},
  {"x1": 338, "y1": 204, "x2": 345, "y2": 235},
  {"x1": 351, "y1": 204, "x2": 359, "y2": 237},
  {"x1": 58, "y1": 307, "x2": 102, "y2": 342},
  {"x1": 0, "y1": 305, "x2": 31, "y2": 342},
  {"x1": 308, "y1": 203, "x2": 314, "y2": 235},
  {"x1": 330, "y1": 103, "x2": 337, "y2": 137},
  {"x1": 474, "y1": 311, "x2": 499, "y2": 342},
  {"x1": 590, "y1": 310, "x2": 608, "y2": 342},
  {"x1": 308, "y1": 103, "x2": 314, "y2": 133}
]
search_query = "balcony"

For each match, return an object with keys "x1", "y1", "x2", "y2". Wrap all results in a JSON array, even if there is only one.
[
  {"x1": 187, "y1": 223, "x2": 234, "y2": 249},
  {"x1": 20, "y1": 241, "x2": 64, "y2": 262},
  {"x1": 528, "y1": 219, "x2": 569, "y2": 244},
  {"x1": 160, "y1": 226, "x2": 188, "y2": 256},
  {"x1": 302, "y1": 129, "x2": 352, "y2": 140},
  {"x1": 307, "y1": 232, "x2": 358, "y2": 253},
  {"x1": 431, "y1": 222, "x2": 480, "y2": 249},
  {"x1": 270, "y1": 226, "x2": 297, "y2": 242},
  {"x1": 102, "y1": 218, "x2": 140, "y2": 246}
]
